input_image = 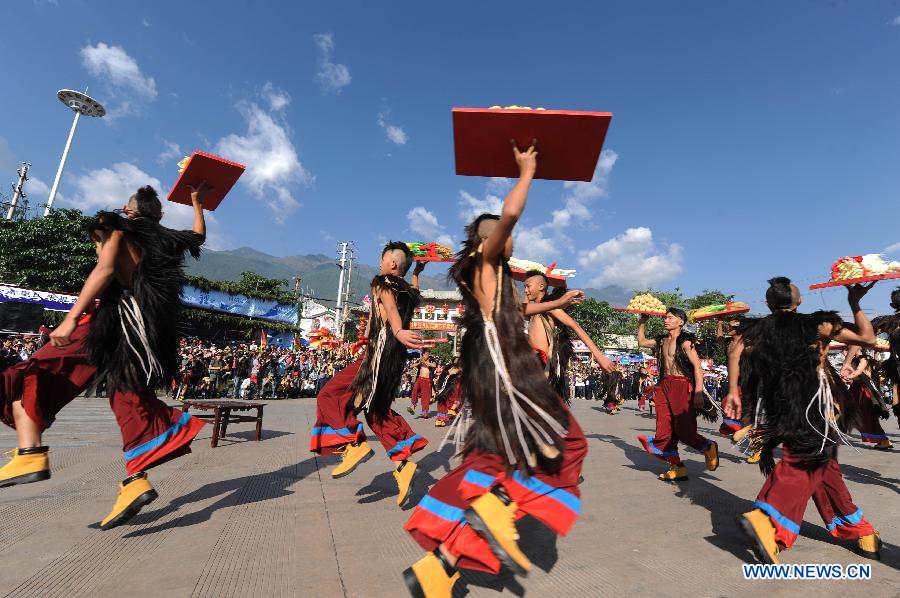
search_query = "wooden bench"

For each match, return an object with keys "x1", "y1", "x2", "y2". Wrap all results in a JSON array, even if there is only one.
[{"x1": 182, "y1": 400, "x2": 265, "y2": 448}]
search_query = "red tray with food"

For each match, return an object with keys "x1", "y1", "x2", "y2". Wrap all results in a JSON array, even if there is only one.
[
  {"x1": 167, "y1": 151, "x2": 245, "y2": 211},
  {"x1": 452, "y1": 107, "x2": 612, "y2": 181},
  {"x1": 810, "y1": 272, "x2": 900, "y2": 290},
  {"x1": 689, "y1": 302, "x2": 751, "y2": 322}
]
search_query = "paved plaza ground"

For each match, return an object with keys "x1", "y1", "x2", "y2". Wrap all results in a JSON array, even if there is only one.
[{"x1": 0, "y1": 395, "x2": 897, "y2": 597}]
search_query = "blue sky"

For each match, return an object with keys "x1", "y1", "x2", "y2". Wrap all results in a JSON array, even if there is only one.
[{"x1": 2, "y1": 1, "x2": 899, "y2": 314}]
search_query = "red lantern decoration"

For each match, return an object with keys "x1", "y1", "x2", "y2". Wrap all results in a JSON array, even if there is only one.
[
  {"x1": 441, "y1": 303, "x2": 449, "y2": 314},
  {"x1": 457, "y1": 303, "x2": 465, "y2": 315}
]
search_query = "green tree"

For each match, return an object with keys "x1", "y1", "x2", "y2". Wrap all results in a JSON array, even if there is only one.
[
  {"x1": 568, "y1": 299, "x2": 633, "y2": 345},
  {"x1": 234, "y1": 271, "x2": 293, "y2": 303},
  {"x1": 0, "y1": 209, "x2": 95, "y2": 291}
]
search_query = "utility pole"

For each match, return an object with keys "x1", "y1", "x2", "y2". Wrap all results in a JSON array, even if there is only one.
[
  {"x1": 342, "y1": 247, "x2": 355, "y2": 339},
  {"x1": 6, "y1": 162, "x2": 30, "y2": 221},
  {"x1": 334, "y1": 242, "x2": 349, "y2": 332},
  {"x1": 293, "y1": 275, "x2": 303, "y2": 325}
]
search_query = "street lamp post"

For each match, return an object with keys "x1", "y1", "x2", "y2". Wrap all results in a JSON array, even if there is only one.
[{"x1": 44, "y1": 89, "x2": 106, "y2": 216}]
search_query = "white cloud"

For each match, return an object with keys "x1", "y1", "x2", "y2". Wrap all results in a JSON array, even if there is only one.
[
  {"x1": 407, "y1": 206, "x2": 453, "y2": 247},
  {"x1": 377, "y1": 112, "x2": 408, "y2": 145},
  {"x1": 67, "y1": 162, "x2": 227, "y2": 250},
  {"x1": 894, "y1": 14, "x2": 900, "y2": 25},
  {"x1": 214, "y1": 102, "x2": 312, "y2": 221},
  {"x1": 260, "y1": 82, "x2": 290, "y2": 112},
  {"x1": 313, "y1": 33, "x2": 351, "y2": 93},
  {"x1": 504, "y1": 149, "x2": 620, "y2": 262},
  {"x1": 578, "y1": 227, "x2": 683, "y2": 290},
  {"x1": 885, "y1": 241, "x2": 900, "y2": 254},
  {"x1": 80, "y1": 42, "x2": 157, "y2": 119},
  {"x1": 458, "y1": 190, "x2": 504, "y2": 222},
  {"x1": 141, "y1": 17, "x2": 151, "y2": 27},
  {"x1": 157, "y1": 140, "x2": 183, "y2": 165}
]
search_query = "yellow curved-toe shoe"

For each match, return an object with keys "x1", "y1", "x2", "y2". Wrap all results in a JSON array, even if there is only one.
[
  {"x1": 465, "y1": 491, "x2": 531, "y2": 576},
  {"x1": 100, "y1": 473, "x2": 158, "y2": 530},
  {"x1": 331, "y1": 441, "x2": 374, "y2": 479},
  {"x1": 394, "y1": 461, "x2": 418, "y2": 507},
  {"x1": 403, "y1": 552, "x2": 459, "y2": 598},
  {"x1": 739, "y1": 509, "x2": 780, "y2": 564},
  {"x1": 0, "y1": 447, "x2": 50, "y2": 488},
  {"x1": 658, "y1": 464, "x2": 689, "y2": 482}
]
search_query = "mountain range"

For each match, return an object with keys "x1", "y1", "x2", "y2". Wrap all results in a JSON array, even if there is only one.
[{"x1": 187, "y1": 247, "x2": 632, "y2": 308}]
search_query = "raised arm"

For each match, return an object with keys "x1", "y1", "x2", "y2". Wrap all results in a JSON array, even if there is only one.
[
  {"x1": 550, "y1": 309, "x2": 615, "y2": 373},
  {"x1": 831, "y1": 283, "x2": 876, "y2": 346},
  {"x1": 379, "y1": 288, "x2": 423, "y2": 349},
  {"x1": 637, "y1": 315, "x2": 657, "y2": 349},
  {"x1": 481, "y1": 141, "x2": 537, "y2": 263},
  {"x1": 187, "y1": 182, "x2": 210, "y2": 239},
  {"x1": 411, "y1": 261, "x2": 425, "y2": 290},
  {"x1": 50, "y1": 230, "x2": 124, "y2": 347}
]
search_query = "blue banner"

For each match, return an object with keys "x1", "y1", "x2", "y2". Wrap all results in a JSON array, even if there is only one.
[
  {"x1": 180, "y1": 286, "x2": 298, "y2": 324},
  {"x1": 0, "y1": 285, "x2": 77, "y2": 312}
]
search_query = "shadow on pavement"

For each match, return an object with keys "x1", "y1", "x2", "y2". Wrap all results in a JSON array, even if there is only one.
[
  {"x1": 587, "y1": 432, "x2": 757, "y2": 563},
  {"x1": 356, "y1": 443, "x2": 456, "y2": 508},
  {"x1": 206, "y1": 429, "x2": 294, "y2": 447},
  {"x1": 120, "y1": 458, "x2": 316, "y2": 537}
]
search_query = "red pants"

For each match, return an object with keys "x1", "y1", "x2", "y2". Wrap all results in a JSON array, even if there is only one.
[
  {"x1": 0, "y1": 318, "x2": 204, "y2": 476},
  {"x1": 638, "y1": 387, "x2": 654, "y2": 410},
  {"x1": 850, "y1": 382, "x2": 888, "y2": 444},
  {"x1": 638, "y1": 376, "x2": 711, "y2": 465},
  {"x1": 754, "y1": 451, "x2": 875, "y2": 550},
  {"x1": 405, "y1": 403, "x2": 586, "y2": 573},
  {"x1": 410, "y1": 376, "x2": 432, "y2": 415},
  {"x1": 309, "y1": 359, "x2": 428, "y2": 461}
]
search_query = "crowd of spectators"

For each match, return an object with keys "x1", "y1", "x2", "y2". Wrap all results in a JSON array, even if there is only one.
[{"x1": 161, "y1": 338, "x2": 355, "y2": 401}]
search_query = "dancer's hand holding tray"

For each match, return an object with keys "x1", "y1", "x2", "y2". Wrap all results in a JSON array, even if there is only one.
[
  {"x1": 452, "y1": 106, "x2": 612, "y2": 181},
  {"x1": 167, "y1": 151, "x2": 245, "y2": 211}
]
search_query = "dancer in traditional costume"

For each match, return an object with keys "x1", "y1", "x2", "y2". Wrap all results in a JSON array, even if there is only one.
[
  {"x1": 842, "y1": 347, "x2": 893, "y2": 449},
  {"x1": 0, "y1": 184, "x2": 208, "y2": 529},
  {"x1": 403, "y1": 142, "x2": 586, "y2": 597},
  {"x1": 408, "y1": 351, "x2": 436, "y2": 419},
  {"x1": 636, "y1": 309, "x2": 719, "y2": 481},
  {"x1": 523, "y1": 270, "x2": 614, "y2": 402},
  {"x1": 725, "y1": 277, "x2": 882, "y2": 563},
  {"x1": 433, "y1": 360, "x2": 461, "y2": 428},
  {"x1": 308, "y1": 242, "x2": 427, "y2": 506}
]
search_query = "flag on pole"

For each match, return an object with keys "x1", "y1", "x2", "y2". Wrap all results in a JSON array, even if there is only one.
[{"x1": 259, "y1": 328, "x2": 267, "y2": 350}]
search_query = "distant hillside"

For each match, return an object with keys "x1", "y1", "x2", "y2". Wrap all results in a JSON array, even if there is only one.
[
  {"x1": 188, "y1": 247, "x2": 454, "y2": 308},
  {"x1": 583, "y1": 285, "x2": 632, "y2": 306}
]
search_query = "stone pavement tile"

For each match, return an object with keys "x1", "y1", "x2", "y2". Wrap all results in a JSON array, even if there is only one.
[{"x1": 0, "y1": 396, "x2": 897, "y2": 597}]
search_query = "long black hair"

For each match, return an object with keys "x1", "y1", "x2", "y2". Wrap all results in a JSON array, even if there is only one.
[{"x1": 449, "y1": 213, "x2": 568, "y2": 474}]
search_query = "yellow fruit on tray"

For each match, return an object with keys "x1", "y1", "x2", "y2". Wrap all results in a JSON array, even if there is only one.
[{"x1": 626, "y1": 293, "x2": 666, "y2": 313}]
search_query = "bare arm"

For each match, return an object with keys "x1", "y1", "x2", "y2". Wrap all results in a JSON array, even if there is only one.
[
  {"x1": 187, "y1": 182, "x2": 210, "y2": 239},
  {"x1": 522, "y1": 290, "x2": 585, "y2": 315},
  {"x1": 637, "y1": 316, "x2": 657, "y2": 349},
  {"x1": 50, "y1": 231, "x2": 123, "y2": 347},
  {"x1": 684, "y1": 340, "x2": 705, "y2": 407},
  {"x1": 411, "y1": 262, "x2": 425, "y2": 290},
  {"x1": 723, "y1": 334, "x2": 744, "y2": 419},
  {"x1": 550, "y1": 309, "x2": 615, "y2": 373},
  {"x1": 832, "y1": 283, "x2": 876, "y2": 346},
  {"x1": 379, "y1": 289, "x2": 423, "y2": 349},
  {"x1": 481, "y1": 142, "x2": 537, "y2": 263}
]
